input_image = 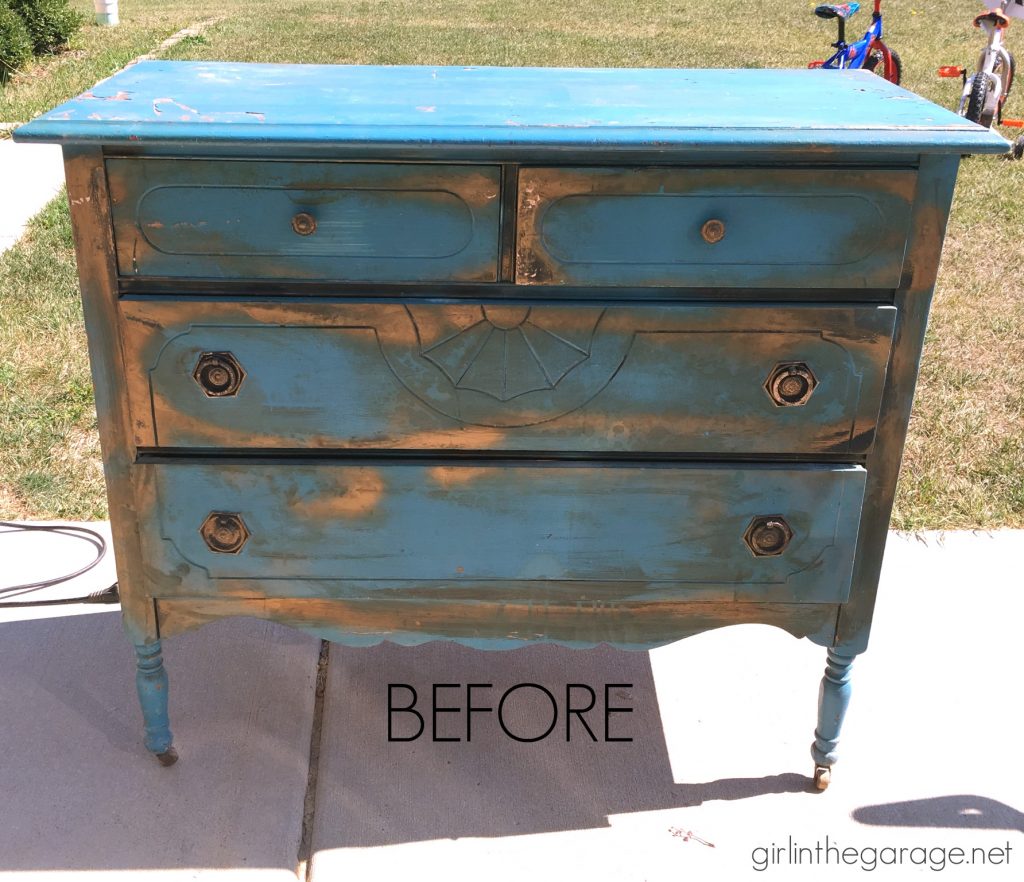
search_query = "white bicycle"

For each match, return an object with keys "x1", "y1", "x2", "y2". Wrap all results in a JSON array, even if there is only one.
[{"x1": 939, "y1": 0, "x2": 1024, "y2": 158}]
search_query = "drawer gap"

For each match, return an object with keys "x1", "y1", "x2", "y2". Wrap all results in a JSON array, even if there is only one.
[
  {"x1": 116, "y1": 279, "x2": 898, "y2": 304},
  {"x1": 135, "y1": 449, "x2": 868, "y2": 467}
]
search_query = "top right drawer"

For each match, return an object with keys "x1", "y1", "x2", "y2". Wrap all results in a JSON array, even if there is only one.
[{"x1": 516, "y1": 167, "x2": 915, "y2": 289}]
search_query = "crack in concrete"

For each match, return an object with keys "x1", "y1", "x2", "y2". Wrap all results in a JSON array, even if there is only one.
[{"x1": 297, "y1": 639, "x2": 330, "y2": 880}]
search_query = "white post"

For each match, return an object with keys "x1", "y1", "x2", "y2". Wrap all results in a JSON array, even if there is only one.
[{"x1": 94, "y1": 0, "x2": 119, "y2": 26}]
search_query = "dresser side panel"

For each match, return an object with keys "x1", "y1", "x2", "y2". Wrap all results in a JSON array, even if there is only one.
[
  {"x1": 836, "y1": 153, "x2": 961, "y2": 652},
  {"x1": 63, "y1": 147, "x2": 155, "y2": 644}
]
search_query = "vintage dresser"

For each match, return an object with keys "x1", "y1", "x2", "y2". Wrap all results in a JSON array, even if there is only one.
[{"x1": 15, "y1": 62, "x2": 1006, "y2": 787}]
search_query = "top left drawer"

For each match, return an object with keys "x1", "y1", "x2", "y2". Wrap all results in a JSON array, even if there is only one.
[{"x1": 106, "y1": 159, "x2": 501, "y2": 283}]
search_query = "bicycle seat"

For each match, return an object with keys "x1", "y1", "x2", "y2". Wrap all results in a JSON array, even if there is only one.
[
  {"x1": 974, "y1": 10, "x2": 1010, "y2": 29},
  {"x1": 815, "y1": 3, "x2": 860, "y2": 20}
]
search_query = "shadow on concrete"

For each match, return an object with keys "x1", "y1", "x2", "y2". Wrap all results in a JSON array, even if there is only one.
[
  {"x1": 311, "y1": 641, "x2": 813, "y2": 850},
  {"x1": 0, "y1": 609, "x2": 318, "y2": 874},
  {"x1": 0, "y1": 612, "x2": 810, "y2": 872},
  {"x1": 853, "y1": 796, "x2": 1024, "y2": 832}
]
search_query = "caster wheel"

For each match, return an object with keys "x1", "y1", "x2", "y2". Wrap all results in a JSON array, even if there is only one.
[
  {"x1": 813, "y1": 765, "x2": 831, "y2": 790},
  {"x1": 155, "y1": 747, "x2": 179, "y2": 767}
]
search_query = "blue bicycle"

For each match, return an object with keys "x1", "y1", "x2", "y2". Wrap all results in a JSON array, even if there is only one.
[{"x1": 807, "y1": 1, "x2": 903, "y2": 85}]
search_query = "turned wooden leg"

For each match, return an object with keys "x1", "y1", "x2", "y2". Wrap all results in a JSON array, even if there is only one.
[
  {"x1": 134, "y1": 640, "x2": 177, "y2": 766},
  {"x1": 810, "y1": 647, "x2": 855, "y2": 790}
]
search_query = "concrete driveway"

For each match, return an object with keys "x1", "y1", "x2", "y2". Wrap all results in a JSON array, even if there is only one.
[
  {"x1": 0, "y1": 527, "x2": 1021, "y2": 880},
  {"x1": 0, "y1": 140, "x2": 64, "y2": 254}
]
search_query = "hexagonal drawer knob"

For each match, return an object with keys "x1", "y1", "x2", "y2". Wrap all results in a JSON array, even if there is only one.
[
  {"x1": 193, "y1": 352, "x2": 246, "y2": 397},
  {"x1": 765, "y1": 362, "x2": 817, "y2": 407},
  {"x1": 744, "y1": 515, "x2": 794, "y2": 557},
  {"x1": 200, "y1": 512, "x2": 250, "y2": 554}
]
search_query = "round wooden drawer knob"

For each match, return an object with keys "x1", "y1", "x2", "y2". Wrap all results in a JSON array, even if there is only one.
[
  {"x1": 291, "y1": 211, "x2": 318, "y2": 236},
  {"x1": 701, "y1": 218, "x2": 726, "y2": 244}
]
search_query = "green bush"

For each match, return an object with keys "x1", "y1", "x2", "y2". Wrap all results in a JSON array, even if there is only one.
[
  {"x1": 9, "y1": 0, "x2": 82, "y2": 55},
  {"x1": 0, "y1": 1, "x2": 33, "y2": 83}
]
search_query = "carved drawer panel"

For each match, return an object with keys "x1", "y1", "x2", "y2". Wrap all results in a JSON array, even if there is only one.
[
  {"x1": 106, "y1": 159, "x2": 501, "y2": 282},
  {"x1": 516, "y1": 167, "x2": 916, "y2": 288},
  {"x1": 122, "y1": 299, "x2": 895, "y2": 455},
  {"x1": 138, "y1": 461, "x2": 866, "y2": 605}
]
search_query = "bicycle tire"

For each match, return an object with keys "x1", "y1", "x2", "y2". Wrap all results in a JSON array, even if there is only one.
[
  {"x1": 966, "y1": 72, "x2": 996, "y2": 127},
  {"x1": 887, "y1": 48, "x2": 903, "y2": 86},
  {"x1": 865, "y1": 45, "x2": 902, "y2": 86}
]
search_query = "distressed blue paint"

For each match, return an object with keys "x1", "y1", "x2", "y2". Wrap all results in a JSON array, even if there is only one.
[
  {"x1": 107, "y1": 159, "x2": 500, "y2": 282},
  {"x1": 154, "y1": 596, "x2": 842, "y2": 651},
  {"x1": 134, "y1": 641, "x2": 174, "y2": 759},
  {"x1": 13, "y1": 62, "x2": 1008, "y2": 155},
  {"x1": 142, "y1": 462, "x2": 867, "y2": 605},
  {"x1": 128, "y1": 301, "x2": 895, "y2": 454},
  {"x1": 41, "y1": 62, "x2": 982, "y2": 776},
  {"x1": 520, "y1": 167, "x2": 915, "y2": 288},
  {"x1": 812, "y1": 648, "x2": 856, "y2": 769}
]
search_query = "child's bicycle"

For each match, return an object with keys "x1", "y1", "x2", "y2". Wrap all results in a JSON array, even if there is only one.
[
  {"x1": 807, "y1": 1, "x2": 902, "y2": 85},
  {"x1": 938, "y1": 0, "x2": 1024, "y2": 159}
]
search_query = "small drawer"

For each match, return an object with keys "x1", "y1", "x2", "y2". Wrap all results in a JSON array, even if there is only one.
[
  {"x1": 139, "y1": 461, "x2": 866, "y2": 605},
  {"x1": 107, "y1": 159, "x2": 501, "y2": 282},
  {"x1": 122, "y1": 300, "x2": 895, "y2": 455},
  {"x1": 516, "y1": 167, "x2": 916, "y2": 288}
]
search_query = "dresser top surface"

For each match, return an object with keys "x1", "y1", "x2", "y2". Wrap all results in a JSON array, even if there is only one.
[{"x1": 15, "y1": 61, "x2": 1007, "y2": 155}]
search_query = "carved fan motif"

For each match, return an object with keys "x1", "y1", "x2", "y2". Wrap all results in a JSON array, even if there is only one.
[
  {"x1": 421, "y1": 307, "x2": 591, "y2": 402},
  {"x1": 378, "y1": 304, "x2": 624, "y2": 427}
]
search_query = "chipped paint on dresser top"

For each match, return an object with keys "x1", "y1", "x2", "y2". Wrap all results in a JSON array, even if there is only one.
[{"x1": 14, "y1": 61, "x2": 1009, "y2": 156}]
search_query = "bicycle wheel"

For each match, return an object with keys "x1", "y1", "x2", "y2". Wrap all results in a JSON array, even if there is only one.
[
  {"x1": 865, "y1": 45, "x2": 902, "y2": 85},
  {"x1": 994, "y1": 50, "x2": 1014, "y2": 102},
  {"x1": 966, "y1": 72, "x2": 997, "y2": 127}
]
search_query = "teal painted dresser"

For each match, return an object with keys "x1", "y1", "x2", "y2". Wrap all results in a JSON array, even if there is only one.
[{"x1": 14, "y1": 63, "x2": 1006, "y2": 787}]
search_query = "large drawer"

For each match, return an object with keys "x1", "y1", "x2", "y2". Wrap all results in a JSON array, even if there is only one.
[
  {"x1": 107, "y1": 159, "x2": 501, "y2": 282},
  {"x1": 138, "y1": 462, "x2": 866, "y2": 605},
  {"x1": 516, "y1": 167, "x2": 916, "y2": 288},
  {"x1": 122, "y1": 300, "x2": 895, "y2": 454}
]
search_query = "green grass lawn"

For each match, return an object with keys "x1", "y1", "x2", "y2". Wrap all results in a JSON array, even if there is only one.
[
  {"x1": 1, "y1": 0, "x2": 1022, "y2": 527},
  {"x1": 0, "y1": 0, "x2": 227, "y2": 124}
]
